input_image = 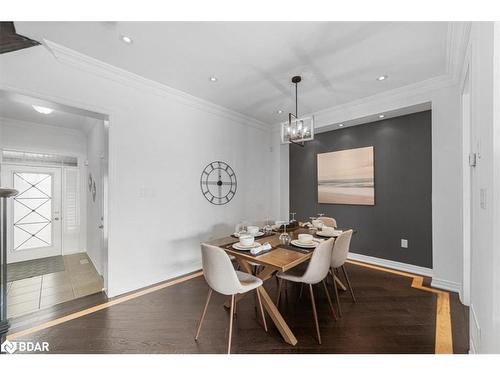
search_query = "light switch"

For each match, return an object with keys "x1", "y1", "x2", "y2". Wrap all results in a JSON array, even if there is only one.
[
  {"x1": 480, "y1": 188, "x2": 487, "y2": 209},
  {"x1": 401, "y1": 239, "x2": 408, "y2": 248}
]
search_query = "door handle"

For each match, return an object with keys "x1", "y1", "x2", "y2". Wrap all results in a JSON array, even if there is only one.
[
  {"x1": 98, "y1": 225, "x2": 104, "y2": 229},
  {"x1": 54, "y1": 217, "x2": 60, "y2": 221}
]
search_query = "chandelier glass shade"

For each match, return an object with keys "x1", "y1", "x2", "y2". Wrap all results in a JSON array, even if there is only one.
[
  {"x1": 280, "y1": 75, "x2": 315, "y2": 145},
  {"x1": 281, "y1": 114, "x2": 314, "y2": 144}
]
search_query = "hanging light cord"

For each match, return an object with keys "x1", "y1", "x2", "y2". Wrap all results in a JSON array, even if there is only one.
[{"x1": 295, "y1": 81, "x2": 298, "y2": 118}]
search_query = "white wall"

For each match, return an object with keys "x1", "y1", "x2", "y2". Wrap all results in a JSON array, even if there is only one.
[
  {"x1": 465, "y1": 22, "x2": 500, "y2": 354},
  {"x1": 0, "y1": 117, "x2": 88, "y2": 255},
  {"x1": 85, "y1": 119, "x2": 104, "y2": 275},
  {"x1": 0, "y1": 45, "x2": 275, "y2": 297}
]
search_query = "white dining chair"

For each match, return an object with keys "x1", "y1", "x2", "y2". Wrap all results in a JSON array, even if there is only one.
[
  {"x1": 329, "y1": 230, "x2": 355, "y2": 316},
  {"x1": 275, "y1": 238, "x2": 337, "y2": 344},
  {"x1": 319, "y1": 216, "x2": 337, "y2": 228},
  {"x1": 195, "y1": 243, "x2": 267, "y2": 354}
]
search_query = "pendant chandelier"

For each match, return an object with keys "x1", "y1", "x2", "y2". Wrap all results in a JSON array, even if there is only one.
[{"x1": 281, "y1": 75, "x2": 314, "y2": 146}]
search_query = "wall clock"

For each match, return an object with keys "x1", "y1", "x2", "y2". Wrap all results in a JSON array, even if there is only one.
[{"x1": 200, "y1": 161, "x2": 237, "y2": 205}]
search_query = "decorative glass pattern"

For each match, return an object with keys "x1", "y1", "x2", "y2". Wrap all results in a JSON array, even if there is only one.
[{"x1": 13, "y1": 173, "x2": 52, "y2": 250}]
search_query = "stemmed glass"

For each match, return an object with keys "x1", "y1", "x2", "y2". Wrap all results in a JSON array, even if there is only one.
[
  {"x1": 263, "y1": 217, "x2": 273, "y2": 234},
  {"x1": 290, "y1": 212, "x2": 297, "y2": 222},
  {"x1": 279, "y1": 224, "x2": 291, "y2": 245},
  {"x1": 236, "y1": 221, "x2": 248, "y2": 236}
]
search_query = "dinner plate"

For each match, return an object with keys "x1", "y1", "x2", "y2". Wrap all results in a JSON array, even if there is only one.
[
  {"x1": 233, "y1": 231, "x2": 265, "y2": 238},
  {"x1": 232, "y1": 241, "x2": 262, "y2": 251},
  {"x1": 316, "y1": 230, "x2": 343, "y2": 238},
  {"x1": 291, "y1": 239, "x2": 319, "y2": 249}
]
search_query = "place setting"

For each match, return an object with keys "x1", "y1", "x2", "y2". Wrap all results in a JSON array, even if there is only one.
[
  {"x1": 287, "y1": 233, "x2": 324, "y2": 252},
  {"x1": 229, "y1": 234, "x2": 273, "y2": 256},
  {"x1": 315, "y1": 227, "x2": 343, "y2": 238}
]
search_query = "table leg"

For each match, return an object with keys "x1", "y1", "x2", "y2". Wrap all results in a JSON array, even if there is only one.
[{"x1": 257, "y1": 285, "x2": 298, "y2": 346}]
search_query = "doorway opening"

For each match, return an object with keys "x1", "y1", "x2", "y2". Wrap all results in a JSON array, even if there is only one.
[{"x1": 0, "y1": 89, "x2": 109, "y2": 318}]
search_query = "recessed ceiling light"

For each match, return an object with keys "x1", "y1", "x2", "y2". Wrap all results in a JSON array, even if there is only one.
[
  {"x1": 338, "y1": 123, "x2": 344, "y2": 127},
  {"x1": 209, "y1": 76, "x2": 218, "y2": 82},
  {"x1": 379, "y1": 114, "x2": 385, "y2": 119},
  {"x1": 277, "y1": 110, "x2": 283, "y2": 114},
  {"x1": 32, "y1": 105, "x2": 53, "y2": 114},
  {"x1": 377, "y1": 75, "x2": 388, "y2": 81},
  {"x1": 120, "y1": 35, "x2": 133, "y2": 44}
]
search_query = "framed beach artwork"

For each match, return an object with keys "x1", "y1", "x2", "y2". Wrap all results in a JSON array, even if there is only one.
[{"x1": 317, "y1": 146, "x2": 375, "y2": 205}]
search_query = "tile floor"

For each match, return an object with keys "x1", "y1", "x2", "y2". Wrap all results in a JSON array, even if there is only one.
[{"x1": 7, "y1": 253, "x2": 103, "y2": 318}]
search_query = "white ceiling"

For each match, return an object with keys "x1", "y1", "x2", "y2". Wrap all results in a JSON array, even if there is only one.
[
  {"x1": 16, "y1": 21, "x2": 450, "y2": 124},
  {"x1": 0, "y1": 91, "x2": 96, "y2": 133}
]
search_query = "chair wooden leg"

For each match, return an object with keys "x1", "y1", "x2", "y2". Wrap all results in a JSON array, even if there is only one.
[
  {"x1": 322, "y1": 279, "x2": 338, "y2": 320},
  {"x1": 298, "y1": 283, "x2": 304, "y2": 301},
  {"x1": 195, "y1": 288, "x2": 212, "y2": 341},
  {"x1": 276, "y1": 278, "x2": 283, "y2": 306},
  {"x1": 341, "y1": 265, "x2": 356, "y2": 303},
  {"x1": 228, "y1": 294, "x2": 235, "y2": 354},
  {"x1": 256, "y1": 288, "x2": 268, "y2": 332},
  {"x1": 308, "y1": 284, "x2": 321, "y2": 344},
  {"x1": 331, "y1": 268, "x2": 342, "y2": 317}
]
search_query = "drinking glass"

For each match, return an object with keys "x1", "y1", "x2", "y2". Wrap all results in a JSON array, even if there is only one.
[
  {"x1": 279, "y1": 225, "x2": 291, "y2": 245},
  {"x1": 263, "y1": 217, "x2": 273, "y2": 234}
]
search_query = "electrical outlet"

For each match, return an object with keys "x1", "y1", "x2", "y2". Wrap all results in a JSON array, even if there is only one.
[{"x1": 401, "y1": 239, "x2": 408, "y2": 248}]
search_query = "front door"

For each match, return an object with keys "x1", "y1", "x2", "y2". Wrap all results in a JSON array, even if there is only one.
[{"x1": 1, "y1": 165, "x2": 62, "y2": 263}]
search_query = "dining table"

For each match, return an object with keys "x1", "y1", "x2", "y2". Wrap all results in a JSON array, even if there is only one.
[{"x1": 207, "y1": 225, "x2": 352, "y2": 346}]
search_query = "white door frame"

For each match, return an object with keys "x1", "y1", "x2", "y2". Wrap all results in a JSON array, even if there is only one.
[
  {"x1": 0, "y1": 86, "x2": 112, "y2": 296},
  {"x1": 461, "y1": 49, "x2": 472, "y2": 306},
  {"x1": 1, "y1": 164, "x2": 62, "y2": 263}
]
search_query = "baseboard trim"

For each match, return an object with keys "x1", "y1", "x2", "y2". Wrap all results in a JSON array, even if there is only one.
[
  {"x1": 347, "y1": 252, "x2": 434, "y2": 277},
  {"x1": 430, "y1": 278, "x2": 462, "y2": 293}
]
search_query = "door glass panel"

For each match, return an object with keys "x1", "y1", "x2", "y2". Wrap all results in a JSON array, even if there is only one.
[{"x1": 13, "y1": 173, "x2": 52, "y2": 250}]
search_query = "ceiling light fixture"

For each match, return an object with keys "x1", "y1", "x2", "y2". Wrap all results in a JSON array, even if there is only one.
[
  {"x1": 277, "y1": 110, "x2": 283, "y2": 114},
  {"x1": 209, "y1": 76, "x2": 218, "y2": 82},
  {"x1": 32, "y1": 105, "x2": 53, "y2": 114},
  {"x1": 120, "y1": 35, "x2": 133, "y2": 44},
  {"x1": 377, "y1": 75, "x2": 388, "y2": 81},
  {"x1": 379, "y1": 114, "x2": 385, "y2": 119},
  {"x1": 281, "y1": 76, "x2": 314, "y2": 146},
  {"x1": 338, "y1": 123, "x2": 344, "y2": 127}
]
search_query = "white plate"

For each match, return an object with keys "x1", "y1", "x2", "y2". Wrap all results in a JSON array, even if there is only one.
[
  {"x1": 316, "y1": 230, "x2": 343, "y2": 238},
  {"x1": 233, "y1": 231, "x2": 265, "y2": 238},
  {"x1": 291, "y1": 239, "x2": 319, "y2": 249},
  {"x1": 232, "y1": 241, "x2": 262, "y2": 251}
]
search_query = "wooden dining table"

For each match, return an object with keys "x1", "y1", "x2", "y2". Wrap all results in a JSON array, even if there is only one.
[{"x1": 207, "y1": 226, "x2": 348, "y2": 346}]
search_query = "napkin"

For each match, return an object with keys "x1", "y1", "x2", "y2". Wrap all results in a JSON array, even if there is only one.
[{"x1": 250, "y1": 242, "x2": 272, "y2": 255}]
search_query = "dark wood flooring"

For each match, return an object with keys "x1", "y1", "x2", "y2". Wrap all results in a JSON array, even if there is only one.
[{"x1": 9, "y1": 263, "x2": 469, "y2": 354}]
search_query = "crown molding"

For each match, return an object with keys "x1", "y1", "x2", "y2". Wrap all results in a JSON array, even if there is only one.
[
  {"x1": 43, "y1": 40, "x2": 270, "y2": 132},
  {"x1": 446, "y1": 22, "x2": 472, "y2": 82},
  {"x1": 271, "y1": 22, "x2": 472, "y2": 132},
  {"x1": 271, "y1": 73, "x2": 455, "y2": 132}
]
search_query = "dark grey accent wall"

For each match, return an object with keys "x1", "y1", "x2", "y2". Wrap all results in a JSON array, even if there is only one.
[{"x1": 289, "y1": 110, "x2": 432, "y2": 268}]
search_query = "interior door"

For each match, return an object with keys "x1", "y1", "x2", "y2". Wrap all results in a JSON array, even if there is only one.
[{"x1": 1, "y1": 165, "x2": 62, "y2": 263}]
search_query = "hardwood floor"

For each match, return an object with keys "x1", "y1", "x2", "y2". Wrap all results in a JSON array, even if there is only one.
[{"x1": 7, "y1": 262, "x2": 469, "y2": 354}]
